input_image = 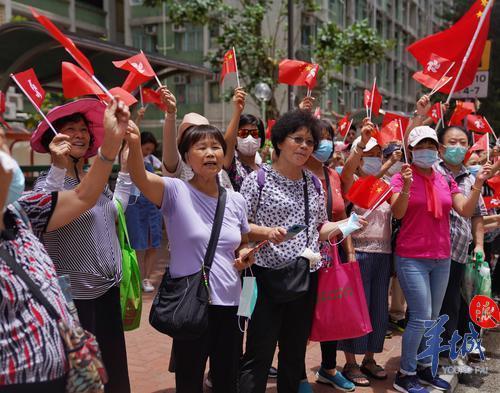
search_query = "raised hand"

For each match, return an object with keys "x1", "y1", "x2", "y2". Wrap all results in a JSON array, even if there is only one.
[
  {"x1": 102, "y1": 98, "x2": 130, "y2": 160},
  {"x1": 360, "y1": 118, "x2": 375, "y2": 146},
  {"x1": 389, "y1": 150, "x2": 403, "y2": 165},
  {"x1": 158, "y1": 86, "x2": 177, "y2": 114},
  {"x1": 49, "y1": 134, "x2": 72, "y2": 169},
  {"x1": 401, "y1": 163, "x2": 413, "y2": 187},
  {"x1": 299, "y1": 96, "x2": 315, "y2": 112},
  {"x1": 475, "y1": 162, "x2": 492, "y2": 184},
  {"x1": 416, "y1": 95, "x2": 431, "y2": 116},
  {"x1": 233, "y1": 87, "x2": 247, "y2": 113}
]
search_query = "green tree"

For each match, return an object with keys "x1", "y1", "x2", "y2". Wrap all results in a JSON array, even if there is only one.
[{"x1": 144, "y1": 0, "x2": 391, "y2": 117}]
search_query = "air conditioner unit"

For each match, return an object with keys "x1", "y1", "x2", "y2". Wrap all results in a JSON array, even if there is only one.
[
  {"x1": 129, "y1": 0, "x2": 144, "y2": 6},
  {"x1": 172, "y1": 24, "x2": 186, "y2": 33},
  {"x1": 144, "y1": 24, "x2": 157, "y2": 35},
  {"x1": 173, "y1": 75, "x2": 187, "y2": 84}
]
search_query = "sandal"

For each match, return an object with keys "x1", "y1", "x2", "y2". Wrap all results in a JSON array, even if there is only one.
[
  {"x1": 342, "y1": 363, "x2": 370, "y2": 387},
  {"x1": 360, "y1": 358, "x2": 388, "y2": 380}
]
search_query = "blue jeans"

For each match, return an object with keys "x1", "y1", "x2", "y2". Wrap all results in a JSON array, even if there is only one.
[{"x1": 396, "y1": 256, "x2": 451, "y2": 374}]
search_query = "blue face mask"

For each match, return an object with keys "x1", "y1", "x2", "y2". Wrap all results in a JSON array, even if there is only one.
[
  {"x1": 468, "y1": 165, "x2": 481, "y2": 177},
  {"x1": 338, "y1": 213, "x2": 362, "y2": 238},
  {"x1": 0, "y1": 152, "x2": 25, "y2": 207},
  {"x1": 237, "y1": 276, "x2": 258, "y2": 318},
  {"x1": 443, "y1": 145, "x2": 468, "y2": 165},
  {"x1": 335, "y1": 166, "x2": 343, "y2": 175},
  {"x1": 412, "y1": 149, "x2": 438, "y2": 169},
  {"x1": 313, "y1": 140, "x2": 333, "y2": 163},
  {"x1": 362, "y1": 156, "x2": 382, "y2": 175}
]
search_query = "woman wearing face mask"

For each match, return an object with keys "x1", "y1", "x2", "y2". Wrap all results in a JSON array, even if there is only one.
[
  {"x1": 337, "y1": 119, "x2": 397, "y2": 387},
  {"x1": 390, "y1": 125, "x2": 491, "y2": 393},
  {"x1": 30, "y1": 98, "x2": 132, "y2": 393},
  {"x1": 224, "y1": 114, "x2": 265, "y2": 192},
  {"x1": 433, "y1": 126, "x2": 488, "y2": 372}
]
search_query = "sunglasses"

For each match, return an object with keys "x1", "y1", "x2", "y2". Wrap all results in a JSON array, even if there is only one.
[
  {"x1": 238, "y1": 128, "x2": 260, "y2": 139},
  {"x1": 287, "y1": 136, "x2": 315, "y2": 148}
]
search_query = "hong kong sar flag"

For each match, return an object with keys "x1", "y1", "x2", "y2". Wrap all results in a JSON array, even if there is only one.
[
  {"x1": 427, "y1": 102, "x2": 444, "y2": 124},
  {"x1": 466, "y1": 115, "x2": 493, "y2": 134}
]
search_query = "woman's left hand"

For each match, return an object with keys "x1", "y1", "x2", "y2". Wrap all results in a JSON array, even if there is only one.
[
  {"x1": 299, "y1": 96, "x2": 315, "y2": 112},
  {"x1": 475, "y1": 162, "x2": 493, "y2": 184},
  {"x1": 125, "y1": 119, "x2": 141, "y2": 145},
  {"x1": 234, "y1": 247, "x2": 255, "y2": 271}
]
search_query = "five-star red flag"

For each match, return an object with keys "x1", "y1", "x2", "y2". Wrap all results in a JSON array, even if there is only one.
[
  {"x1": 265, "y1": 119, "x2": 276, "y2": 140},
  {"x1": 278, "y1": 59, "x2": 319, "y2": 89},
  {"x1": 427, "y1": 102, "x2": 444, "y2": 124},
  {"x1": 364, "y1": 80, "x2": 382, "y2": 117},
  {"x1": 12, "y1": 68, "x2": 46, "y2": 108},
  {"x1": 449, "y1": 101, "x2": 475, "y2": 126},
  {"x1": 407, "y1": 0, "x2": 492, "y2": 94},
  {"x1": 466, "y1": 115, "x2": 493, "y2": 134},
  {"x1": 337, "y1": 114, "x2": 352, "y2": 137},
  {"x1": 220, "y1": 49, "x2": 238, "y2": 84},
  {"x1": 464, "y1": 132, "x2": 488, "y2": 163},
  {"x1": 62, "y1": 62, "x2": 103, "y2": 99},
  {"x1": 31, "y1": 7, "x2": 94, "y2": 76},
  {"x1": 376, "y1": 113, "x2": 410, "y2": 146},
  {"x1": 345, "y1": 176, "x2": 392, "y2": 210},
  {"x1": 141, "y1": 87, "x2": 168, "y2": 111}
]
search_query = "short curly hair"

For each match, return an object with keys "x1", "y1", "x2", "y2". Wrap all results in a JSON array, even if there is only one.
[{"x1": 271, "y1": 109, "x2": 322, "y2": 156}]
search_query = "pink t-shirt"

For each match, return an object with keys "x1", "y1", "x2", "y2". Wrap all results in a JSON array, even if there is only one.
[{"x1": 391, "y1": 168, "x2": 460, "y2": 259}]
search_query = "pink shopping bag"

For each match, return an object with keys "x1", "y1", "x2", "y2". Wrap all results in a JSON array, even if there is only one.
[{"x1": 310, "y1": 244, "x2": 372, "y2": 342}]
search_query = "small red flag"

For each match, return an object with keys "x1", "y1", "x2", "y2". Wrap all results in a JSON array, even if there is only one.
[
  {"x1": 364, "y1": 81, "x2": 382, "y2": 117},
  {"x1": 62, "y1": 62, "x2": 103, "y2": 99},
  {"x1": 141, "y1": 87, "x2": 168, "y2": 111},
  {"x1": 449, "y1": 101, "x2": 475, "y2": 126},
  {"x1": 466, "y1": 115, "x2": 493, "y2": 134},
  {"x1": 278, "y1": 59, "x2": 319, "y2": 89},
  {"x1": 0, "y1": 92, "x2": 6, "y2": 114},
  {"x1": 407, "y1": 0, "x2": 492, "y2": 94},
  {"x1": 101, "y1": 87, "x2": 137, "y2": 107},
  {"x1": 464, "y1": 133, "x2": 488, "y2": 163},
  {"x1": 220, "y1": 49, "x2": 238, "y2": 84},
  {"x1": 345, "y1": 176, "x2": 392, "y2": 210},
  {"x1": 427, "y1": 102, "x2": 444, "y2": 124},
  {"x1": 265, "y1": 119, "x2": 276, "y2": 140},
  {"x1": 113, "y1": 52, "x2": 156, "y2": 78},
  {"x1": 376, "y1": 113, "x2": 409, "y2": 146},
  {"x1": 31, "y1": 7, "x2": 94, "y2": 76},
  {"x1": 486, "y1": 175, "x2": 500, "y2": 195},
  {"x1": 412, "y1": 53, "x2": 455, "y2": 92},
  {"x1": 121, "y1": 70, "x2": 152, "y2": 93},
  {"x1": 483, "y1": 196, "x2": 500, "y2": 210},
  {"x1": 337, "y1": 114, "x2": 351, "y2": 137},
  {"x1": 12, "y1": 68, "x2": 46, "y2": 108}
]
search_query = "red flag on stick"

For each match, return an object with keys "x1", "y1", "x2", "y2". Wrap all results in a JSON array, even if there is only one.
[
  {"x1": 428, "y1": 102, "x2": 444, "y2": 124},
  {"x1": 449, "y1": 101, "x2": 475, "y2": 126},
  {"x1": 376, "y1": 113, "x2": 410, "y2": 146},
  {"x1": 486, "y1": 175, "x2": 500, "y2": 195},
  {"x1": 345, "y1": 176, "x2": 392, "y2": 210},
  {"x1": 220, "y1": 48, "x2": 238, "y2": 84},
  {"x1": 337, "y1": 114, "x2": 351, "y2": 138},
  {"x1": 11, "y1": 68, "x2": 46, "y2": 108},
  {"x1": 104, "y1": 87, "x2": 137, "y2": 107},
  {"x1": 141, "y1": 87, "x2": 168, "y2": 111},
  {"x1": 464, "y1": 133, "x2": 488, "y2": 163},
  {"x1": 62, "y1": 62, "x2": 103, "y2": 99},
  {"x1": 364, "y1": 79, "x2": 382, "y2": 119},
  {"x1": 31, "y1": 7, "x2": 94, "y2": 76},
  {"x1": 407, "y1": 0, "x2": 492, "y2": 94},
  {"x1": 483, "y1": 196, "x2": 500, "y2": 210},
  {"x1": 265, "y1": 119, "x2": 276, "y2": 140},
  {"x1": 278, "y1": 59, "x2": 319, "y2": 89},
  {"x1": 466, "y1": 115, "x2": 493, "y2": 134}
]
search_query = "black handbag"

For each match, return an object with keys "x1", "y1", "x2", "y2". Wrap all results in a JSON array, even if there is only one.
[
  {"x1": 253, "y1": 171, "x2": 312, "y2": 303},
  {"x1": 149, "y1": 186, "x2": 227, "y2": 340}
]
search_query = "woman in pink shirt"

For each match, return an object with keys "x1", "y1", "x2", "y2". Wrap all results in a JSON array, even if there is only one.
[{"x1": 390, "y1": 124, "x2": 491, "y2": 393}]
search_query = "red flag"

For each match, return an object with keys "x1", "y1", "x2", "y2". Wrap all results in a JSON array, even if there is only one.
[
  {"x1": 486, "y1": 176, "x2": 500, "y2": 195},
  {"x1": 337, "y1": 114, "x2": 351, "y2": 137},
  {"x1": 141, "y1": 87, "x2": 168, "y2": 111},
  {"x1": 121, "y1": 70, "x2": 152, "y2": 93},
  {"x1": 376, "y1": 113, "x2": 410, "y2": 146},
  {"x1": 278, "y1": 59, "x2": 319, "y2": 89},
  {"x1": 313, "y1": 107, "x2": 321, "y2": 119},
  {"x1": 466, "y1": 115, "x2": 493, "y2": 134},
  {"x1": 0, "y1": 92, "x2": 5, "y2": 114},
  {"x1": 464, "y1": 133, "x2": 488, "y2": 163},
  {"x1": 31, "y1": 7, "x2": 94, "y2": 76},
  {"x1": 265, "y1": 119, "x2": 276, "y2": 140},
  {"x1": 407, "y1": 0, "x2": 492, "y2": 94},
  {"x1": 412, "y1": 53, "x2": 455, "y2": 92},
  {"x1": 428, "y1": 102, "x2": 444, "y2": 124},
  {"x1": 364, "y1": 81, "x2": 382, "y2": 117},
  {"x1": 483, "y1": 196, "x2": 500, "y2": 210},
  {"x1": 220, "y1": 48, "x2": 238, "y2": 84},
  {"x1": 449, "y1": 101, "x2": 475, "y2": 126},
  {"x1": 62, "y1": 62, "x2": 103, "y2": 99},
  {"x1": 345, "y1": 176, "x2": 392, "y2": 209},
  {"x1": 113, "y1": 52, "x2": 156, "y2": 78},
  {"x1": 100, "y1": 87, "x2": 137, "y2": 107},
  {"x1": 12, "y1": 68, "x2": 46, "y2": 108}
]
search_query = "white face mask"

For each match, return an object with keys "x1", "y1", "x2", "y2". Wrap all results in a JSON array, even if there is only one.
[{"x1": 237, "y1": 136, "x2": 261, "y2": 156}]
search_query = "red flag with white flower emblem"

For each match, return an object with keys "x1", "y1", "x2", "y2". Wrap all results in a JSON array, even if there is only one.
[
  {"x1": 337, "y1": 114, "x2": 352, "y2": 137},
  {"x1": 466, "y1": 115, "x2": 493, "y2": 134}
]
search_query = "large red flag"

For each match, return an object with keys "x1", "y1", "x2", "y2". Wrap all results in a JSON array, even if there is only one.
[
  {"x1": 62, "y1": 62, "x2": 103, "y2": 99},
  {"x1": 407, "y1": 0, "x2": 492, "y2": 94},
  {"x1": 220, "y1": 48, "x2": 238, "y2": 84},
  {"x1": 464, "y1": 132, "x2": 488, "y2": 163},
  {"x1": 31, "y1": 7, "x2": 94, "y2": 76},
  {"x1": 278, "y1": 59, "x2": 319, "y2": 89},
  {"x1": 12, "y1": 68, "x2": 46, "y2": 108},
  {"x1": 427, "y1": 102, "x2": 444, "y2": 124},
  {"x1": 466, "y1": 115, "x2": 493, "y2": 134},
  {"x1": 449, "y1": 101, "x2": 475, "y2": 126},
  {"x1": 345, "y1": 176, "x2": 392, "y2": 209},
  {"x1": 364, "y1": 81, "x2": 382, "y2": 117},
  {"x1": 337, "y1": 114, "x2": 351, "y2": 137}
]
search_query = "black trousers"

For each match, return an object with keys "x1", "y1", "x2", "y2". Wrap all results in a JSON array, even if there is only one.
[
  {"x1": 240, "y1": 273, "x2": 317, "y2": 393},
  {"x1": 1, "y1": 376, "x2": 66, "y2": 393},
  {"x1": 173, "y1": 305, "x2": 242, "y2": 393},
  {"x1": 439, "y1": 260, "x2": 466, "y2": 357},
  {"x1": 74, "y1": 286, "x2": 130, "y2": 393}
]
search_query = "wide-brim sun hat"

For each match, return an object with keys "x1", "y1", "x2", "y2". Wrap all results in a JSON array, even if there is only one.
[
  {"x1": 31, "y1": 98, "x2": 106, "y2": 159},
  {"x1": 407, "y1": 126, "x2": 439, "y2": 148}
]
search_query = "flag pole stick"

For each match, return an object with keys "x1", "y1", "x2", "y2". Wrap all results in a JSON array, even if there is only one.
[
  {"x1": 369, "y1": 77, "x2": 376, "y2": 120},
  {"x1": 487, "y1": 133, "x2": 490, "y2": 162},
  {"x1": 484, "y1": 117, "x2": 498, "y2": 142},
  {"x1": 140, "y1": 50, "x2": 163, "y2": 88},
  {"x1": 10, "y1": 74, "x2": 57, "y2": 136},
  {"x1": 445, "y1": 0, "x2": 493, "y2": 105},
  {"x1": 91, "y1": 75, "x2": 114, "y2": 101},
  {"x1": 398, "y1": 119, "x2": 409, "y2": 164},
  {"x1": 429, "y1": 62, "x2": 455, "y2": 96},
  {"x1": 232, "y1": 47, "x2": 241, "y2": 89},
  {"x1": 306, "y1": 88, "x2": 312, "y2": 97},
  {"x1": 435, "y1": 102, "x2": 446, "y2": 132},
  {"x1": 429, "y1": 75, "x2": 453, "y2": 97},
  {"x1": 139, "y1": 85, "x2": 144, "y2": 107},
  {"x1": 362, "y1": 186, "x2": 394, "y2": 219}
]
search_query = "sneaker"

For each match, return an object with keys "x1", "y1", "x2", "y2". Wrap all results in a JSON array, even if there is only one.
[
  {"x1": 417, "y1": 367, "x2": 451, "y2": 391},
  {"x1": 142, "y1": 279, "x2": 154, "y2": 293},
  {"x1": 298, "y1": 380, "x2": 313, "y2": 393},
  {"x1": 393, "y1": 372, "x2": 429, "y2": 393},
  {"x1": 390, "y1": 317, "x2": 407, "y2": 332},
  {"x1": 268, "y1": 366, "x2": 278, "y2": 379},
  {"x1": 316, "y1": 367, "x2": 355, "y2": 392},
  {"x1": 205, "y1": 371, "x2": 212, "y2": 389}
]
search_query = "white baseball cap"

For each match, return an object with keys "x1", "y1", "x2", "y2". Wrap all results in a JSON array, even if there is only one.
[
  {"x1": 351, "y1": 136, "x2": 379, "y2": 152},
  {"x1": 407, "y1": 126, "x2": 439, "y2": 147}
]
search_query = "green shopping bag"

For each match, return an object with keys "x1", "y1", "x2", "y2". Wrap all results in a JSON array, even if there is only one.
[
  {"x1": 115, "y1": 200, "x2": 142, "y2": 331},
  {"x1": 462, "y1": 251, "x2": 492, "y2": 303}
]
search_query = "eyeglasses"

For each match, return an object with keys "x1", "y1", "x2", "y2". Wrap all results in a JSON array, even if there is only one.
[
  {"x1": 238, "y1": 128, "x2": 260, "y2": 139},
  {"x1": 287, "y1": 136, "x2": 315, "y2": 148}
]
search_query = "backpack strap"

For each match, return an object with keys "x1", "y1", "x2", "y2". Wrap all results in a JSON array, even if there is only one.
[
  {"x1": 323, "y1": 166, "x2": 333, "y2": 221},
  {"x1": 311, "y1": 174, "x2": 322, "y2": 195}
]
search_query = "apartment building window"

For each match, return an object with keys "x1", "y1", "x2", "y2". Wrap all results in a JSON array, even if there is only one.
[
  {"x1": 208, "y1": 23, "x2": 220, "y2": 49},
  {"x1": 132, "y1": 26, "x2": 158, "y2": 53},
  {"x1": 174, "y1": 74, "x2": 203, "y2": 105},
  {"x1": 328, "y1": 0, "x2": 345, "y2": 26},
  {"x1": 174, "y1": 25, "x2": 203, "y2": 52},
  {"x1": 208, "y1": 82, "x2": 221, "y2": 103},
  {"x1": 355, "y1": 0, "x2": 367, "y2": 20}
]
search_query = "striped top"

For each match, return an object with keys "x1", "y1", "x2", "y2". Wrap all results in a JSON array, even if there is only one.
[{"x1": 33, "y1": 168, "x2": 131, "y2": 299}]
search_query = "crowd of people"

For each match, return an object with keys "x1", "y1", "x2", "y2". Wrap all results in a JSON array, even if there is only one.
[{"x1": 1, "y1": 85, "x2": 499, "y2": 393}]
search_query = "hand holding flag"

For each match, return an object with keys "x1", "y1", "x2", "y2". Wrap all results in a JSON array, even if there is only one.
[{"x1": 337, "y1": 114, "x2": 352, "y2": 139}]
